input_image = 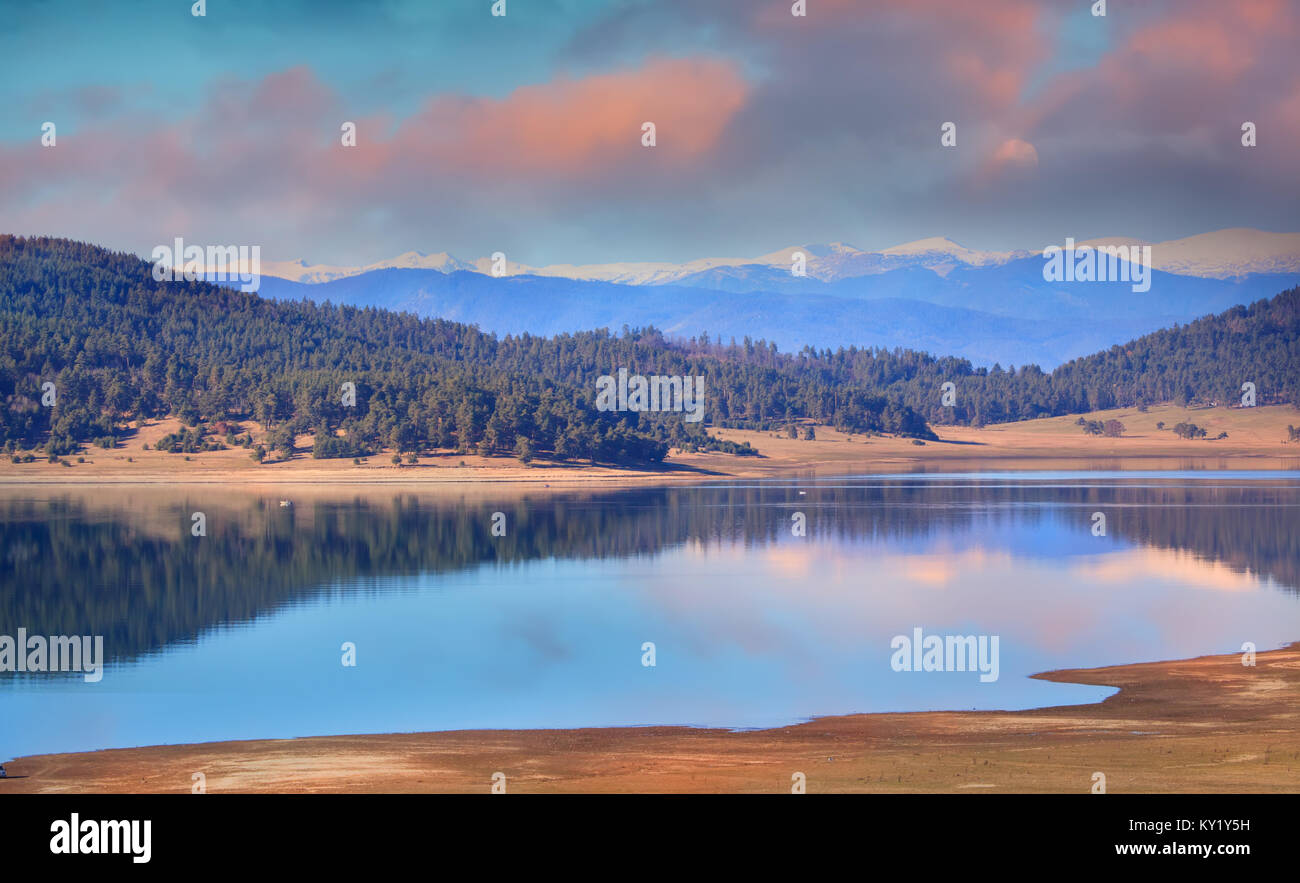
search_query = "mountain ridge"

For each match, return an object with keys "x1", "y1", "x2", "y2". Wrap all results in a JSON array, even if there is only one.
[
  {"x1": 262, "y1": 228, "x2": 1300, "y2": 285},
  {"x1": 254, "y1": 261, "x2": 1300, "y2": 370}
]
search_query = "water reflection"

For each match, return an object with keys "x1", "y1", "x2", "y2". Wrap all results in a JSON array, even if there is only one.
[{"x1": 1, "y1": 475, "x2": 1297, "y2": 756}]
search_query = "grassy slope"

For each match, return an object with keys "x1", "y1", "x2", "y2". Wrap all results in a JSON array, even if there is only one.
[{"x1": 2, "y1": 403, "x2": 1298, "y2": 484}]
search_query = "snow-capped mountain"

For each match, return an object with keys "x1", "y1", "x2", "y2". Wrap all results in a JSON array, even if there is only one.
[
  {"x1": 880, "y1": 236, "x2": 1025, "y2": 266},
  {"x1": 262, "y1": 250, "x2": 476, "y2": 284},
  {"x1": 261, "y1": 228, "x2": 1300, "y2": 285},
  {"x1": 248, "y1": 226, "x2": 1300, "y2": 369},
  {"x1": 1079, "y1": 229, "x2": 1300, "y2": 279},
  {"x1": 260, "y1": 237, "x2": 1031, "y2": 285},
  {"x1": 258, "y1": 258, "x2": 359, "y2": 285}
]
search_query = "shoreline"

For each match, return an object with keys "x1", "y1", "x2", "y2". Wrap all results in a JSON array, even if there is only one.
[
  {"x1": 1, "y1": 404, "x2": 1298, "y2": 487},
  {"x1": 2, "y1": 448, "x2": 1299, "y2": 486},
  {"x1": 4, "y1": 642, "x2": 1298, "y2": 793},
  {"x1": 2, "y1": 408, "x2": 1300, "y2": 491}
]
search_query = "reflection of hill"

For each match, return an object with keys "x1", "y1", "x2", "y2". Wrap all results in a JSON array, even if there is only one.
[
  {"x1": 1, "y1": 482, "x2": 1295, "y2": 667},
  {"x1": 1110, "y1": 484, "x2": 1300, "y2": 594}
]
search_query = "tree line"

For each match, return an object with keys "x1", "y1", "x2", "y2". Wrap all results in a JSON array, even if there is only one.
[{"x1": 0, "y1": 236, "x2": 935, "y2": 463}]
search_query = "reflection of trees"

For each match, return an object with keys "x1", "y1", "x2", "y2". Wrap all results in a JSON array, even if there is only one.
[
  {"x1": 1106, "y1": 484, "x2": 1300, "y2": 594},
  {"x1": 1, "y1": 482, "x2": 1296, "y2": 667}
]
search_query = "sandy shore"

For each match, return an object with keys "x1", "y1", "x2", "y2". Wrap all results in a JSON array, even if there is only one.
[
  {"x1": 2, "y1": 403, "x2": 1298, "y2": 486},
  {"x1": 3, "y1": 643, "x2": 1297, "y2": 794}
]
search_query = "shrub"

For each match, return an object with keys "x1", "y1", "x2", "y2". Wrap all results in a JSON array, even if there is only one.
[
  {"x1": 156, "y1": 427, "x2": 208, "y2": 453},
  {"x1": 44, "y1": 435, "x2": 80, "y2": 456},
  {"x1": 312, "y1": 434, "x2": 368, "y2": 460}
]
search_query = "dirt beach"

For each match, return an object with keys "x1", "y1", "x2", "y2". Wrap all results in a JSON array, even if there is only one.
[
  {"x1": 3, "y1": 643, "x2": 1297, "y2": 794},
  {"x1": 2, "y1": 403, "x2": 1298, "y2": 487}
]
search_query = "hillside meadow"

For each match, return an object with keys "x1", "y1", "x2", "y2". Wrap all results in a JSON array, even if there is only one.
[{"x1": 3, "y1": 402, "x2": 1297, "y2": 485}]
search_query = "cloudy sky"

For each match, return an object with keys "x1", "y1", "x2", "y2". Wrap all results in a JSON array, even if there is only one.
[{"x1": 2, "y1": 0, "x2": 1297, "y2": 266}]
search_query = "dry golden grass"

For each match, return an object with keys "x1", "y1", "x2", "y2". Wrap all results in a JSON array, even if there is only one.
[{"x1": 2, "y1": 403, "x2": 1297, "y2": 486}]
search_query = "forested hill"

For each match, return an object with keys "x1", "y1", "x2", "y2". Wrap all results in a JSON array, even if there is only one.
[
  {"x1": 2, "y1": 237, "x2": 1296, "y2": 462},
  {"x1": 887, "y1": 285, "x2": 1300, "y2": 426},
  {"x1": 0, "y1": 236, "x2": 934, "y2": 462},
  {"x1": 1051, "y1": 291, "x2": 1300, "y2": 412}
]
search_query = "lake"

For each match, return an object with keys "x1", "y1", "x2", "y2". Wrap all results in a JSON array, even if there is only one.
[{"x1": 2, "y1": 472, "x2": 1298, "y2": 758}]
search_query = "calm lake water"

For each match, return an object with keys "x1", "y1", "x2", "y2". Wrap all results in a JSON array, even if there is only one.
[{"x1": 2, "y1": 472, "x2": 1298, "y2": 758}]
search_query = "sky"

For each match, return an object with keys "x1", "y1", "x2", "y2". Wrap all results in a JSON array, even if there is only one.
[{"x1": 1, "y1": 0, "x2": 1298, "y2": 266}]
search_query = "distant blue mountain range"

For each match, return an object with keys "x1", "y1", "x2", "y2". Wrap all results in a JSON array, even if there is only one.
[{"x1": 256, "y1": 258, "x2": 1300, "y2": 369}]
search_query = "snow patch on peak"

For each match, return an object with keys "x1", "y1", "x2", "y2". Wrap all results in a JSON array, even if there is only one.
[
  {"x1": 883, "y1": 237, "x2": 1021, "y2": 267},
  {"x1": 1076, "y1": 228, "x2": 1300, "y2": 277},
  {"x1": 261, "y1": 228, "x2": 1300, "y2": 286},
  {"x1": 882, "y1": 236, "x2": 967, "y2": 255}
]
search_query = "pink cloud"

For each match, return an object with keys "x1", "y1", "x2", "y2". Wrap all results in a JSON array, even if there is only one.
[
  {"x1": 390, "y1": 57, "x2": 748, "y2": 176},
  {"x1": 991, "y1": 138, "x2": 1038, "y2": 169},
  {"x1": 0, "y1": 57, "x2": 751, "y2": 258}
]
